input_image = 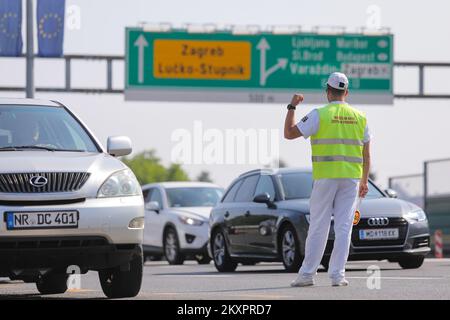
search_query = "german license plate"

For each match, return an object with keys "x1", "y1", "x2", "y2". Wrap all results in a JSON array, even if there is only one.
[
  {"x1": 5, "y1": 211, "x2": 79, "y2": 230},
  {"x1": 359, "y1": 228, "x2": 399, "y2": 240}
]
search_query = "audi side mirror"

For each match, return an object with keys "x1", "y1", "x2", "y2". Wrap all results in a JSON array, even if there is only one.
[
  {"x1": 253, "y1": 193, "x2": 277, "y2": 209},
  {"x1": 385, "y1": 188, "x2": 398, "y2": 199}
]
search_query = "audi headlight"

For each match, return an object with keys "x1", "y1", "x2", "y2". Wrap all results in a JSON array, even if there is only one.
[
  {"x1": 403, "y1": 209, "x2": 427, "y2": 223},
  {"x1": 98, "y1": 169, "x2": 141, "y2": 198},
  {"x1": 179, "y1": 216, "x2": 204, "y2": 226}
]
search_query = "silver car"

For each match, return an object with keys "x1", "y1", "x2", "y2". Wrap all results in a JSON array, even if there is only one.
[{"x1": 0, "y1": 98, "x2": 144, "y2": 298}]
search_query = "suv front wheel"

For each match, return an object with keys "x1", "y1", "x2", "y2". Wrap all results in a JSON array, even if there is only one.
[
  {"x1": 164, "y1": 227, "x2": 185, "y2": 265},
  {"x1": 36, "y1": 273, "x2": 69, "y2": 295},
  {"x1": 99, "y1": 251, "x2": 143, "y2": 299}
]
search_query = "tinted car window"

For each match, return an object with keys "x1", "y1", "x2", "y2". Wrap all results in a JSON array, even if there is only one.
[
  {"x1": 142, "y1": 189, "x2": 150, "y2": 201},
  {"x1": 222, "y1": 179, "x2": 243, "y2": 203},
  {"x1": 280, "y1": 173, "x2": 313, "y2": 200},
  {"x1": 234, "y1": 175, "x2": 259, "y2": 202},
  {"x1": 365, "y1": 182, "x2": 385, "y2": 199},
  {"x1": 149, "y1": 189, "x2": 163, "y2": 207},
  {"x1": 279, "y1": 172, "x2": 385, "y2": 200},
  {"x1": 166, "y1": 187, "x2": 223, "y2": 207},
  {"x1": 254, "y1": 175, "x2": 276, "y2": 201},
  {"x1": 0, "y1": 105, "x2": 98, "y2": 152}
]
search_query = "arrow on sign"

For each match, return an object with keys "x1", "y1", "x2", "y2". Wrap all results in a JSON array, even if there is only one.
[
  {"x1": 134, "y1": 35, "x2": 149, "y2": 84},
  {"x1": 257, "y1": 38, "x2": 288, "y2": 86}
]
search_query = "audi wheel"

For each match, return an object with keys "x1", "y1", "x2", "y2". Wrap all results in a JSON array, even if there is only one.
[
  {"x1": 212, "y1": 230, "x2": 237, "y2": 272},
  {"x1": 398, "y1": 256, "x2": 425, "y2": 269},
  {"x1": 280, "y1": 225, "x2": 303, "y2": 272}
]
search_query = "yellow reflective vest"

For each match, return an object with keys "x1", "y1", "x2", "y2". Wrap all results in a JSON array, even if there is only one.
[{"x1": 310, "y1": 102, "x2": 367, "y2": 180}]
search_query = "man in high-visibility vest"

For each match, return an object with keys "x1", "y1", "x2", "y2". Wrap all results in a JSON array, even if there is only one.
[{"x1": 284, "y1": 72, "x2": 371, "y2": 287}]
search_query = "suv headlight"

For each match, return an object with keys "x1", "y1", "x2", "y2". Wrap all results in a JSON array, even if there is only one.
[
  {"x1": 98, "y1": 169, "x2": 141, "y2": 198},
  {"x1": 403, "y1": 209, "x2": 427, "y2": 223},
  {"x1": 179, "y1": 216, "x2": 204, "y2": 226}
]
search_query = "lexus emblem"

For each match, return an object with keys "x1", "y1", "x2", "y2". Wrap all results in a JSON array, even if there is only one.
[
  {"x1": 367, "y1": 217, "x2": 389, "y2": 227},
  {"x1": 29, "y1": 175, "x2": 48, "y2": 188}
]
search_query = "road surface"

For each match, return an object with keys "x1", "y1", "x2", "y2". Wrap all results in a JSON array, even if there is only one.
[{"x1": 1, "y1": 259, "x2": 449, "y2": 300}]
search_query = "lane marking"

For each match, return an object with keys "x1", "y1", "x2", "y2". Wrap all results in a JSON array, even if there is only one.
[
  {"x1": 139, "y1": 291, "x2": 292, "y2": 299},
  {"x1": 67, "y1": 288, "x2": 97, "y2": 293},
  {"x1": 155, "y1": 275, "x2": 233, "y2": 278},
  {"x1": 230, "y1": 293, "x2": 292, "y2": 299},
  {"x1": 423, "y1": 258, "x2": 450, "y2": 263},
  {"x1": 346, "y1": 276, "x2": 443, "y2": 280}
]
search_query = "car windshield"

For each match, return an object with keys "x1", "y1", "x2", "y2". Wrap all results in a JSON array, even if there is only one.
[
  {"x1": 166, "y1": 187, "x2": 224, "y2": 207},
  {"x1": 279, "y1": 172, "x2": 385, "y2": 200},
  {"x1": 0, "y1": 105, "x2": 98, "y2": 152}
]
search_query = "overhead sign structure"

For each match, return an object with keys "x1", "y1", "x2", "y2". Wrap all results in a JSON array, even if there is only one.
[{"x1": 125, "y1": 28, "x2": 393, "y2": 104}]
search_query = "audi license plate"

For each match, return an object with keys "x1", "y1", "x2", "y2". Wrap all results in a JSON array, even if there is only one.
[
  {"x1": 5, "y1": 211, "x2": 79, "y2": 230},
  {"x1": 359, "y1": 228, "x2": 399, "y2": 240}
]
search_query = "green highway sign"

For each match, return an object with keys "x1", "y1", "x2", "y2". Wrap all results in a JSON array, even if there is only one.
[{"x1": 125, "y1": 28, "x2": 393, "y2": 104}]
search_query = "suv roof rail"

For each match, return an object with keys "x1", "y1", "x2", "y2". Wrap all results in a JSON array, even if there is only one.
[{"x1": 50, "y1": 100, "x2": 65, "y2": 108}]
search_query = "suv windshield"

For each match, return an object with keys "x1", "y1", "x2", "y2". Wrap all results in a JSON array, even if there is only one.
[
  {"x1": 166, "y1": 187, "x2": 224, "y2": 208},
  {"x1": 0, "y1": 105, "x2": 98, "y2": 152},
  {"x1": 279, "y1": 172, "x2": 385, "y2": 200}
]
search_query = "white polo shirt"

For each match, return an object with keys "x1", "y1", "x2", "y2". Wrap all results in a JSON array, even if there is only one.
[{"x1": 296, "y1": 102, "x2": 371, "y2": 142}]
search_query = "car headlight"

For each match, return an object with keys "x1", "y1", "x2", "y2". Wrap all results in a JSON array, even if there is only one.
[
  {"x1": 403, "y1": 209, "x2": 427, "y2": 223},
  {"x1": 179, "y1": 216, "x2": 204, "y2": 226},
  {"x1": 98, "y1": 169, "x2": 141, "y2": 198}
]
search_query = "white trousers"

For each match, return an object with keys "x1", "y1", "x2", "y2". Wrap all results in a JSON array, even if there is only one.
[{"x1": 298, "y1": 179, "x2": 359, "y2": 281}]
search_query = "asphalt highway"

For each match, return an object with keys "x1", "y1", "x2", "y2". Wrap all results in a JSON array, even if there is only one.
[{"x1": 1, "y1": 259, "x2": 449, "y2": 300}]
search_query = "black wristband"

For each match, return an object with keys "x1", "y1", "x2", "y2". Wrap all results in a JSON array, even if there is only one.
[{"x1": 287, "y1": 104, "x2": 296, "y2": 110}]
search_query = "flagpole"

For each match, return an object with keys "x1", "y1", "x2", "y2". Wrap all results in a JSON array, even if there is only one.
[{"x1": 26, "y1": 0, "x2": 35, "y2": 98}]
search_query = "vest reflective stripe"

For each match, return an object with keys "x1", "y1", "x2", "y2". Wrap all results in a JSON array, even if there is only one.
[
  {"x1": 311, "y1": 139, "x2": 364, "y2": 146},
  {"x1": 312, "y1": 155, "x2": 363, "y2": 163},
  {"x1": 311, "y1": 103, "x2": 366, "y2": 180}
]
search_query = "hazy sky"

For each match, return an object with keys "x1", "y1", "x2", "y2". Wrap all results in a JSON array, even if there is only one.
[{"x1": 1, "y1": 0, "x2": 449, "y2": 189}]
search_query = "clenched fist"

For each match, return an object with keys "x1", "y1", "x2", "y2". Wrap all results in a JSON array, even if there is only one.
[
  {"x1": 359, "y1": 181, "x2": 368, "y2": 198},
  {"x1": 290, "y1": 93, "x2": 304, "y2": 107}
]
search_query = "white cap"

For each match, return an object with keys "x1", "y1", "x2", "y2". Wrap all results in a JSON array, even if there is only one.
[{"x1": 327, "y1": 72, "x2": 349, "y2": 90}]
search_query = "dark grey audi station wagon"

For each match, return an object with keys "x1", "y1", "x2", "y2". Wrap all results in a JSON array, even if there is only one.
[{"x1": 209, "y1": 168, "x2": 430, "y2": 273}]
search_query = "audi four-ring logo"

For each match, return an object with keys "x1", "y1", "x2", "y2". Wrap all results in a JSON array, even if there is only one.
[{"x1": 367, "y1": 217, "x2": 389, "y2": 226}]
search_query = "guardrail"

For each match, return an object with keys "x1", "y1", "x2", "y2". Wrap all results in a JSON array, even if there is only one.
[{"x1": 1, "y1": 55, "x2": 450, "y2": 99}]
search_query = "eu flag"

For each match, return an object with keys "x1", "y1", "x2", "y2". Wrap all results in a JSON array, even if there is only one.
[
  {"x1": 37, "y1": 0, "x2": 65, "y2": 57},
  {"x1": 0, "y1": 0, "x2": 23, "y2": 57}
]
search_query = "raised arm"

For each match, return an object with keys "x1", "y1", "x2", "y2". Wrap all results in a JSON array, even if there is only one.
[{"x1": 284, "y1": 94, "x2": 304, "y2": 140}]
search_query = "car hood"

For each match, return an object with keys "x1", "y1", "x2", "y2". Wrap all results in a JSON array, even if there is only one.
[
  {"x1": 278, "y1": 197, "x2": 421, "y2": 217},
  {"x1": 170, "y1": 207, "x2": 213, "y2": 221},
  {"x1": 0, "y1": 151, "x2": 127, "y2": 200},
  {"x1": 359, "y1": 197, "x2": 421, "y2": 217}
]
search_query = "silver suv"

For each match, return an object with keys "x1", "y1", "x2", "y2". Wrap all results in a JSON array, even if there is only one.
[{"x1": 0, "y1": 98, "x2": 144, "y2": 298}]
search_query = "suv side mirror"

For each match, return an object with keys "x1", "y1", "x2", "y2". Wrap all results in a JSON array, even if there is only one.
[
  {"x1": 107, "y1": 136, "x2": 132, "y2": 157},
  {"x1": 145, "y1": 201, "x2": 161, "y2": 213},
  {"x1": 385, "y1": 188, "x2": 398, "y2": 198},
  {"x1": 253, "y1": 193, "x2": 277, "y2": 209}
]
